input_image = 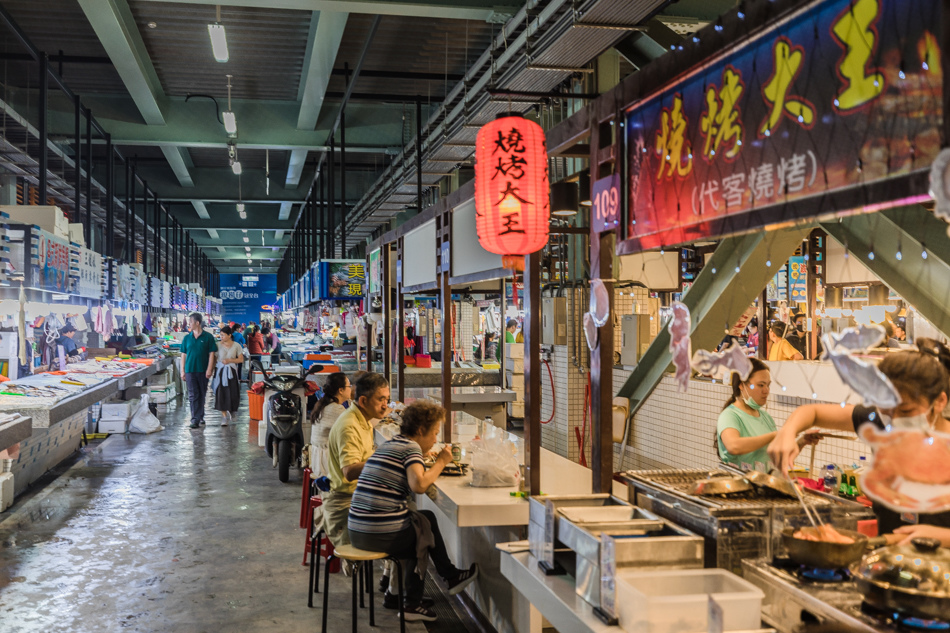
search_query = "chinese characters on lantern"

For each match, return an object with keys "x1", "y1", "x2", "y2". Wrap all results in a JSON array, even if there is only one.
[{"x1": 475, "y1": 114, "x2": 549, "y2": 255}]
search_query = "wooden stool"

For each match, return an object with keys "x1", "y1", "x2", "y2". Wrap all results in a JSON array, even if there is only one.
[{"x1": 321, "y1": 544, "x2": 405, "y2": 633}]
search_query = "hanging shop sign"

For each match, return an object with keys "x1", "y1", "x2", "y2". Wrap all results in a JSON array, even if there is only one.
[
  {"x1": 220, "y1": 273, "x2": 278, "y2": 324},
  {"x1": 788, "y1": 256, "x2": 808, "y2": 303},
  {"x1": 591, "y1": 173, "x2": 621, "y2": 233},
  {"x1": 319, "y1": 260, "x2": 366, "y2": 300},
  {"x1": 622, "y1": 0, "x2": 943, "y2": 253},
  {"x1": 368, "y1": 248, "x2": 381, "y2": 294},
  {"x1": 474, "y1": 113, "x2": 550, "y2": 255}
]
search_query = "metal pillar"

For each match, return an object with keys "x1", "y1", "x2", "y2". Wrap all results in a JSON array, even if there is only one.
[
  {"x1": 320, "y1": 169, "x2": 327, "y2": 260},
  {"x1": 396, "y1": 237, "x2": 405, "y2": 402},
  {"x1": 438, "y1": 210, "x2": 451, "y2": 439},
  {"x1": 382, "y1": 243, "x2": 392, "y2": 384},
  {"x1": 129, "y1": 161, "x2": 136, "y2": 262},
  {"x1": 153, "y1": 193, "x2": 160, "y2": 279},
  {"x1": 142, "y1": 181, "x2": 149, "y2": 276},
  {"x1": 415, "y1": 98, "x2": 422, "y2": 214},
  {"x1": 164, "y1": 203, "x2": 169, "y2": 278},
  {"x1": 329, "y1": 135, "x2": 336, "y2": 258},
  {"x1": 74, "y1": 95, "x2": 81, "y2": 223},
  {"x1": 590, "y1": 230, "x2": 615, "y2": 492},
  {"x1": 38, "y1": 53, "x2": 48, "y2": 204},
  {"x1": 105, "y1": 135, "x2": 114, "y2": 259},
  {"x1": 84, "y1": 108, "x2": 92, "y2": 247},
  {"x1": 523, "y1": 250, "x2": 542, "y2": 496},
  {"x1": 340, "y1": 106, "x2": 346, "y2": 258}
]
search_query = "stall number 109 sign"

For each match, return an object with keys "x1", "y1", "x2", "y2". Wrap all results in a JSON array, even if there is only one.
[{"x1": 592, "y1": 174, "x2": 620, "y2": 233}]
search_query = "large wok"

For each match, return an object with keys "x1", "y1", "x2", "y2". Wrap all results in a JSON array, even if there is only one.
[
  {"x1": 781, "y1": 526, "x2": 885, "y2": 569},
  {"x1": 853, "y1": 537, "x2": 950, "y2": 620}
]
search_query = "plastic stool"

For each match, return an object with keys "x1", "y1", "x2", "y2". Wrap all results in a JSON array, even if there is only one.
[
  {"x1": 321, "y1": 545, "x2": 405, "y2": 633},
  {"x1": 299, "y1": 468, "x2": 312, "y2": 529},
  {"x1": 302, "y1": 495, "x2": 322, "y2": 566}
]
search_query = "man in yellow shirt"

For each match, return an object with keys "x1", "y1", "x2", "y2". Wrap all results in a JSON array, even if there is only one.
[
  {"x1": 324, "y1": 372, "x2": 391, "y2": 547},
  {"x1": 767, "y1": 322, "x2": 804, "y2": 362}
]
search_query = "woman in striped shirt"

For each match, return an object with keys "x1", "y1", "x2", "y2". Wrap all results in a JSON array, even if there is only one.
[{"x1": 348, "y1": 401, "x2": 478, "y2": 622}]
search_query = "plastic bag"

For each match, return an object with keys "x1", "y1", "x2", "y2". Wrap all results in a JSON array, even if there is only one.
[
  {"x1": 470, "y1": 427, "x2": 521, "y2": 488},
  {"x1": 129, "y1": 394, "x2": 163, "y2": 434}
]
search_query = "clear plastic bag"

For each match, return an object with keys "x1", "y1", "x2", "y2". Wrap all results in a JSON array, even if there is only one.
[
  {"x1": 129, "y1": 395, "x2": 163, "y2": 434},
  {"x1": 470, "y1": 427, "x2": 521, "y2": 488}
]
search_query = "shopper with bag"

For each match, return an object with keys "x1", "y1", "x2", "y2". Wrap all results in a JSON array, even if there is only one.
[{"x1": 212, "y1": 325, "x2": 243, "y2": 426}]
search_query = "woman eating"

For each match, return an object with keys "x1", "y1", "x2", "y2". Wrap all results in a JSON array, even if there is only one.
[
  {"x1": 768, "y1": 338, "x2": 950, "y2": 546},
  {"x1": 768, "y1": 322, "x2": 804, "y2": 361},
  {"x1": 212, "y1": 325, "x2": 243, "y2": 426},
  {"x1": 717, "y1": 358, "x2": 818, "y2": 468},
  {"x1": 348, "y1": 400, "x2": 478, "y2": 622},
  {"x1": 309, "y1": 372, "x2": 351, "y2": 478}
]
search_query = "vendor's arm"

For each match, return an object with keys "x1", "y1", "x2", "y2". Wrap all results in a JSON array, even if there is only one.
[
  {"x1": 407, "y1": 446, "x2": 453, "y2": 493},
  {"x1": 768, "y1": 404, "x2": 855, "y2": 472},
  {"x1": 719, "y1": 428, "x2": 777, "y2": 457},
  {"x1": 894, "y1": 524, "x2": 950, "y2": 548}
]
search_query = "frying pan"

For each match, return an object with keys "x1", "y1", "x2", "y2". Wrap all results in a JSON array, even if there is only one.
[
  {"x1": 781, "y1": 526, "x2": 885, "y2": 568},
  {"x1": 688, "y1": 472, "x2": 752, "y2": 496},
  {"x1": 722, "y1": 465, "x2": 799, "y2": 498}
]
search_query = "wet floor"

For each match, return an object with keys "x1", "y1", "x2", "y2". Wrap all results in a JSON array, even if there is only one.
[{"x1": 0, "y1": 393, "x2": 420, "y2": 633}]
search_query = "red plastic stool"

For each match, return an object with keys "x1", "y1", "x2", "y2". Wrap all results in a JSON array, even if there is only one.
[
  {"x1": 302, "y1": 495, "x2": 322, "y2": 565},
  {"x1": 299, "y1": 468, "x2": 313, "y2": 529}
]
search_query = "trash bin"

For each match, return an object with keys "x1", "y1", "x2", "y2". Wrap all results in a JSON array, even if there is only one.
[{"x1": 248, "y1": 390, "x2": 264, "y2": 421}]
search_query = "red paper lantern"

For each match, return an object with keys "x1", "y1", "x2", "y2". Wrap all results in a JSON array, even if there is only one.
[{"x1": 475, "y1": 113, "x2": 550, "y2": 255}]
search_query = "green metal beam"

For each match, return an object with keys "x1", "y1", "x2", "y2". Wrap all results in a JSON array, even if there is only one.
[
  {"x1": 616, "y1": 225, "x2": 815, "y2": 416},
  {"x1": 820, "y1": 206, "x2": 950, "y2": 338},
  {"x1": 136, "y1": 0, "x2": 519, "y2": 21},
  {"x1": 47, "y1": 95, "x2": 408, "y2": 151},
  {"x1": 288, "y1": 10, "x2": 349, "y2": 187}
]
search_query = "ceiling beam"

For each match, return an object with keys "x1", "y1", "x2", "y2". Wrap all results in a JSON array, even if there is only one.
[
  {"x1": 77, "y1": 0, "x2": 198, "y2": 189},
  {"x1": 135, "y1": 0, "x2": 518, "y2": 21},
  {"x1": 191, "y1": 201, "x2": 210, "y2": 219},
  {"x1": 287, "y1": 11, "x2": 349, "y2": 188}
]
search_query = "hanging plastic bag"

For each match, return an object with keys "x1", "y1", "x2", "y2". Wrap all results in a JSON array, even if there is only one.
[
  {"x1": 129, "y1": 394, "x2": 163, "y2": 433},
  {"x1": 470, "y1": 428, "x2": 521, "y2": 488}
]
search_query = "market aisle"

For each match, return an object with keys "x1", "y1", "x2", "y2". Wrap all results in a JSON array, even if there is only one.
[{"x1": 0, "y1": 395, "x2": 416, "y2": 633}]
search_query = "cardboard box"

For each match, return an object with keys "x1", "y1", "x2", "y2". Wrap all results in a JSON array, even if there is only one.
[
  {"x1": 507, "y1": 343, "x2": 525, "y2": 359},
  {"x1": 148, "y1": 368, "x2": 174, "y2": 386},
  {"x1": 0, "y1": 205, "x2": 69, "y2": 238},
  {"x1": 508, "y1": 401, "x2": 524, "y2": 418},
  {"x1": 98, "y1": 418, "x2": 128, "y2": 434},
  {"x1": 506, "y1": 371, "x2": 524, "y2": 390}
]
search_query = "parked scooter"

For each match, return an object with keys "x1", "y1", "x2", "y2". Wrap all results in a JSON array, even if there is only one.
[{"x1": 250, "y1": 361, "x2": 308, "y2": 482}]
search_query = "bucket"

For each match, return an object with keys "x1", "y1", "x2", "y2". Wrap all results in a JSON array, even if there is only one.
[{"x1": 248, "y1": 390, "x2": 264, "y2": 420}]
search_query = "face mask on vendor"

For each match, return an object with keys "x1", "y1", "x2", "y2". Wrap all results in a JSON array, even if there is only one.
[{"x1": 882, "y1": 406, "x2": 935, "y2": 431}]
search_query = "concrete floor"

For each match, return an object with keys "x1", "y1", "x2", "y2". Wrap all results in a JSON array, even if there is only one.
[{"x1": 0, "y1": 393, "x2": 423, "y2": 633}]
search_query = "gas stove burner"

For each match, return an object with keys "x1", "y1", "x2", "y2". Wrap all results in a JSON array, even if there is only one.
[
  {"x1": 860, "y1": 602, "x2": 950, "y2": 631},
  {"x1": 801, "y1": 567, "x2": 848, "y2": 582}
]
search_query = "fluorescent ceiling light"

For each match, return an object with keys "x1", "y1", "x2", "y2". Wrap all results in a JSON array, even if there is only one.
[
  {"x1": 243, "y1": 237, "x2": 249, "y2": 243},
  {"x1": 208, "y1": 23, "x2": 229, "y2": 63},
  {"x1": 247, "y1": 259, "x2": 252, "y2": 264},
  {"x1": 231, "y1": 161, "x2": 242, "y2": 175},
  {"x1": 238, "y1": 211, "x2": 247, "y2": 219},
  {"x1": 249, "y1": 268, "x2": 253, "y2": 272},
  {"x1": 241, "y1": 229, "x2": 247, "y2": 233},
  {"x1": 223, "y1": 111, "x2": 237, "y2": 135},
  {"x1": 237, "y1": 202, "x2": 245, "y2": 212}
]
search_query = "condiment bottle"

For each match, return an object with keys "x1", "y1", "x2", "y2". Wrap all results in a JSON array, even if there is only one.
[{"x1": 823, "y1": 464, "x2": 838, "y2": 494}]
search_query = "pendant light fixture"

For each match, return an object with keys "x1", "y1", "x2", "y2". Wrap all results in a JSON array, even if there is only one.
[
  {"x1": 222, "y1": 75, "x2": 237, "y2": 134},
  {"x1": 208, "y1": 6, "x2": 229, "y2": 63},
  {"x1": 578, "y1": 171, "x2": 592, "y2": 207}
]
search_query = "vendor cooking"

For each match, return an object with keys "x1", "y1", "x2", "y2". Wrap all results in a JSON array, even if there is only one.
[
  {"x1": 768, "y1": 338, "x2": 950, "y2": 547},
  {"x1": 717, "y1": 358, "x2": 819, "y2": 469}
]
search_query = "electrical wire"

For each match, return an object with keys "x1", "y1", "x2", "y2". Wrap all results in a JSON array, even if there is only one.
[{"x1": 541, "y1": 358, "x2": 555, "y2": 424}]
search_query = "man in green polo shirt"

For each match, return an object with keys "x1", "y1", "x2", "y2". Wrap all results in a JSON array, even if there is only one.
[
  {"x1": 324, "y1": 372, "x2": 390, "y2": 547},
  {"x1": 181, "y1": 312, "x2": 216, "y2": 429}
]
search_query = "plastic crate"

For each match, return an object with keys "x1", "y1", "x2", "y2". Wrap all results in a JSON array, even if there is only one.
[
  {"x1": 414, "y1": 354, "x2": 432, "y2": 368},
  {"x1": 248, "y1": 390, "x2": 264, "y2": 421}
]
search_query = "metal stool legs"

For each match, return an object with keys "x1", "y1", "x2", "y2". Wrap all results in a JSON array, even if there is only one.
[
  {"x1": 367, "y1": 561, "x2": 375, "y2": 626},
  {"x1": 394, "y1": 559, "x2": 405, "y2": 633},
  {"x1": 351, "y1": 566, "x2": 359, "y2": 633},
  {"x1": 308, "y1": 530, "x2": 317, "y2": 607},
  {"x1": 321, "y1": 554, "x2": 333, "y2": 633}
]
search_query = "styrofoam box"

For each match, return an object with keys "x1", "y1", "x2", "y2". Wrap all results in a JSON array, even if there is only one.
[
  {"x1": 100, "y1": 401, "x2": 133, "y2": 420},
  {"x1": 508, "y1": 401, "x2": 524, "y2": 418},
  {"x1": 505, "y1": 358, "x2": 524, "y2": 373},
  {"x1": 148, "y1": 369, "x2": 174, "y2": 386},
  {"x1": 616, "y1": 569, "x2": 764, "y2": 633},
  {"x1": 98, "y1": 418, "x2": 129, "y2": 434},
  {"x1": 68, "y1": 223, "x2": 85, "y2": 247},
  {"x1": 506, "y1": 372, "x2": 524, "y2": 390},
  {"x1": 258, "y1": 420, "x2": 267, "y2": 447},
  {"x1": 150, "y1": 387, "x2": 177, "y2": 404},
  {"x1": 507, "y1": 343, "x2": 524, "y2": 359},
  {"x1": 0, "y1": 205, "x2": 69, "y2": 238}
]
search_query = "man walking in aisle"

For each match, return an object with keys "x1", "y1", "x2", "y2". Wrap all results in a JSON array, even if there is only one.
[
  {"x1": 181, "y1": 312, "x2": 216, "y2": 429},
  {"x1": 324, "y1": 372, "x2": 390, "y2": 547}
]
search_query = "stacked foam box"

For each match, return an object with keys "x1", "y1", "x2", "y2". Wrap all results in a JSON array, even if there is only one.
[
  {"x1": 99, "y1": 399, "x2": 133, "y2": 434},
  {"x1": 506, "y1": 344, "x2": 525, "y2": 419},
  {"x1": 148, "y1": 367, "x2": 177, "y2": 403}
]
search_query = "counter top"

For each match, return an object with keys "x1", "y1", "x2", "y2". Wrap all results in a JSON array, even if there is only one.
[
  {"x1": 0, "y1": 415, "x2": 31, "y2": 453},
  {"x1": 412, "y1": 386, "x2": 516, "y2": 404},
  {"x1": 500, "y1": 550, "x2": 615, "y2": 633},
  {"x1": 422, "y1": 448, "x2": 593, "y2": 527}
]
